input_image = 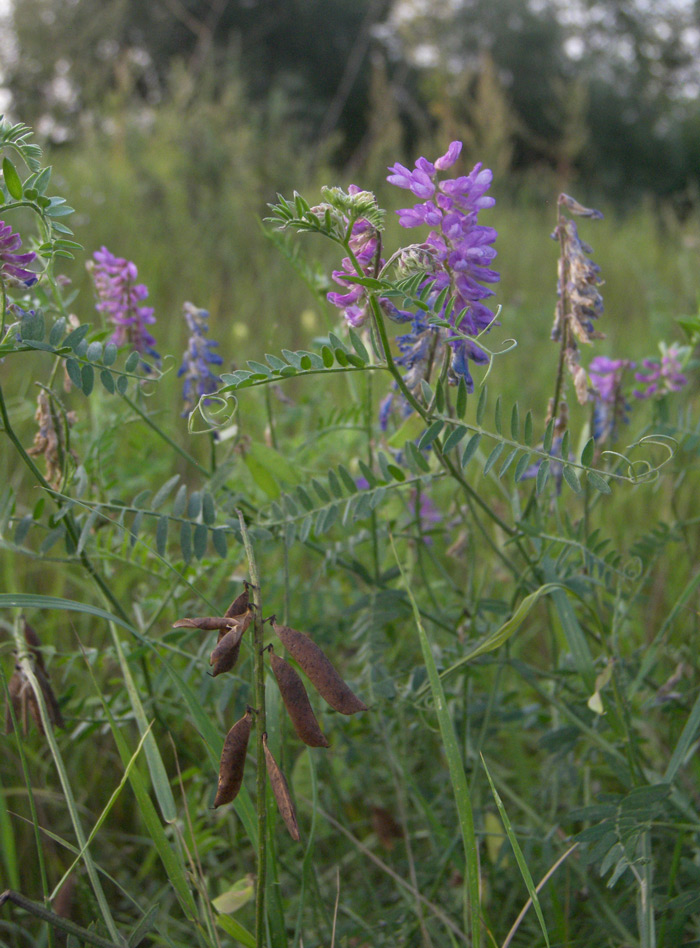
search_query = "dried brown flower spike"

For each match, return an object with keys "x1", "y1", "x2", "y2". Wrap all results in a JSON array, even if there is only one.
[
  {"x1": 214, "y1": 708, "x2": 253, "y2": 807},
  {"x1": 268, "y1": 646, "x2": 329, "y2": 747},
  {"x1": 262, "y1": 733, "x2": 300, "y2": 841},
  {"x1": 272, "y1": 620, "x2": 367, "y2": 715}
]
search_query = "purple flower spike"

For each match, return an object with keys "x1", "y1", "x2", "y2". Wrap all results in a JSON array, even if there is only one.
[
  {"x1": 0, "y1": 220, "x2": 38, "y2": 286},
  {"x1": 178, "y1": 302, "x2": 224, "y2": 416},
  {"x1": 89, "y1": 247, "x2": 160, "y2": 367},
  {"x1": 386, "y1": 144, "x2": 500, "y2": 395}
]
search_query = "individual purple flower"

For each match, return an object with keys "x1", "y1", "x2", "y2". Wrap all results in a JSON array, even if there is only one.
[
  {"x1": 0, "y1": 220, "x2": 37, "y2": 286},
  {"x1": 88, "y1": 247, "x2": 159, "y2": 367},
  {"x1": 588, "y1": 355, "x2": 633, "y2": 442},
  {"x1": 387, "y1": 143, "x2": 500, "y2": 390},
  {"x1": 633, "y1": 344, "x2": 688, "y2": 399},
  {"x1": 178, "y1": 302, "x2": 223, "y2": 416}
]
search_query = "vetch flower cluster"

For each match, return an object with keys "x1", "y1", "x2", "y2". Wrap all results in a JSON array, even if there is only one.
[
  {"x1": 386, "y1": 141, "x2": 500, "y2": 392},
  {"x1": 0, "y1": 220, "x2": 37, "y2": 287},
  {"x1": 88, "y1": 247, "x2": 159, "y2": 367},
  {"x1": 178, "y1": 301, "x2": 223, "y2": 416}
]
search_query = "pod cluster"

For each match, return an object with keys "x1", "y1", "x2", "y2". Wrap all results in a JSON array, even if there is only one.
[{"x1": 172, "y1": 585, "x2": 367, "y2": 842}]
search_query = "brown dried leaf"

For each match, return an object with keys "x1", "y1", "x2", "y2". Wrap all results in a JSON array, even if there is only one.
[
  {"x1": 273, "y1": 621, "x2": 367, "y2": 715},
  {"x1": 262, "y1": 733, "x2": 300, "y2": 841},
  {"x1": 269, "y1": 648, "x2": 329, "y2": 747},
  {"x1": 214, "y1": 709, "x2": 253, "y2": 807}
]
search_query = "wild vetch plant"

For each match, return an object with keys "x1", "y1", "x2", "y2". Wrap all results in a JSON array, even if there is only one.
[{"x1": 1, "y1": 114, "x2": 699, "y2": 948}]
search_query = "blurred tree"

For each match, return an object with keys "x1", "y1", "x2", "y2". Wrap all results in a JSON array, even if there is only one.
[{"x1": 4, "y1": 0, "x2": 395, "y2": 158}]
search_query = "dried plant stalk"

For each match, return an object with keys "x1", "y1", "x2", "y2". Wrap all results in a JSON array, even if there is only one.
[
  {"x1": 214, "y1": 708, "x2": 253, "y2": 807},
  {"x1": 273, "y1": 621, "x2": 367, "y2": 715},
  {"x1": 269, "y1": 647, "x2": 329, "y2": 747},
  {"x1": 262, "y1": 733, "x2": 300, "y2": 841}
]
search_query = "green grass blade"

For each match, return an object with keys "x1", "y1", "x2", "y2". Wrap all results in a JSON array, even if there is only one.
[
  {"x1": 665, "y1": 690, "x2": 700, "y2": 782},
  {"x1": 13, "y1": 633, "x2": 125, "y2": 945},
  {"x1": 94, "y1": 678, "x2": 197, "y2": 919},
  {"x1": 481, "y1": 756, "x2": 550, "y2": 947},
  {"x1": 392, "y1": 537, "x2": 481, "y2": 948},
  {"x1": 50, "y1": 724, "x2": 154, "y2": 900}
]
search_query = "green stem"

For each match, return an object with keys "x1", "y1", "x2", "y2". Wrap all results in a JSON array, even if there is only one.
[
  {"x1": 237, "y1": 510, "x2": 267, "y2": 948},
  {"x1": 0, "y1": 890, "x2": 123, "y2": 948},
  {"x1": 121, "y1": 392, "x2": 210, "y2": 477},
  {"x1": 0, "y1": 384, "x2": 129, "y2": 624}
]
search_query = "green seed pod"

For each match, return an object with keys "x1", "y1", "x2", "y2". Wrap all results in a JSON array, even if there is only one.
[
  {"x1": 272, "y1": 621, "x2": 367, "y2": 715},
  {"x1": 269, "y1": 647, "x2": 329, "y2": 747},
  {"x1": 210, "y1": 626, "x2": 245, "y2": 677},
  {"x1": 263, "y1": 733, "x2": 300, "y2": 841},
  {"x1": 214, "y1": 709, "x2": 253, "y2": 807}
]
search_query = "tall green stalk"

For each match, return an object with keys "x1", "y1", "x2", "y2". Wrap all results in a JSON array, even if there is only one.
[{"x1": 237, "y1": 510, "x2": 267, "y2": 948}]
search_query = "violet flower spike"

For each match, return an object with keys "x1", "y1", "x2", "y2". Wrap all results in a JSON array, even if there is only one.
[
  {"x1": 89, "y1": 247, "x2": 160, "y2": 368},
  {"x1": 385, "y1": 142, "x2": 500, "y2": 397},
  {"x1": 0, "y1": 220, "x2": 38, "y2": 287},
  {"x1": 178, "y1": 302, "x2": 224, "y2": 417}
]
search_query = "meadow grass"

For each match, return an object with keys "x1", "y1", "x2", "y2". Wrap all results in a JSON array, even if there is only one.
[{"x1": 1, "y1": 113, "x2": 699, "y2": 948}]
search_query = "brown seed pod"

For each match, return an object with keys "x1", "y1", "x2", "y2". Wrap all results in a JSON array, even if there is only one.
[
  {"x1": 210, "y1": 627, "x2": 245, "y2": 677},
  {"x1": 22, "y1": 617, "x2": 48, "y2": 677},
  {"x1": 224, "y1": 586, "x2": 250, "y2": 619},
  {"x1": 262, "y1": 733, "x2": 300, "y2": 841},
  {"x1": 173, "y1": 616, "x2": 233, "y2": 631},
  {"x1": 214, "y1": 709, "x2": 253, "y2": 807},
  {"x1": 35, "y1": 665, "x2": 65, "y2": 729},
  {"x1": 272, "y1": 621, "x2": 367, "y2": 715},
  {"x1": 269, "y1": 647, "x2": 329, "y2": 747}
]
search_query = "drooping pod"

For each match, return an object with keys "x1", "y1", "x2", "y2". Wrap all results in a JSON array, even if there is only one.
[
  {"x1": 214, "y1": 708, "x2": 253, "y2": 807},
  {"x1": 224, "y1": 586, "x2": 250, "y2": 619},
  {"x1": 210, "y1": 626, "x2": 245, "y2": 677},
  {"x1": 268, "y1": 647, "x2": 329, "y2": 747},
  {"x1": 262, "y1": 733, "x2": 300, "y2": 841},
  {"x1": 272, "y1": 621, "x2": 367, "y2": 715}
]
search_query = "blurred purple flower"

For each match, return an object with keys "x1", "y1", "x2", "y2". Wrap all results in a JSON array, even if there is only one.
[
  {"x1": 0, "y1": 220, "x2": 37, "y2": 286},
  {"x1": 178, "y1": 302, "x2": 223, "y2": 416},
  {"x1": 634, "y1": 344, "x2": 687, "y2": 399},
  {"x1": 89, "y1": 247, "x2": 159, "y2": 367},
  {"x1": 589, "y1": 355, "x2": 633, "y2": 442}
]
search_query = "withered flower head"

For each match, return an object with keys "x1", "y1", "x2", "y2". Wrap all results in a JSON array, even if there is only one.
[{"x1": 26, "y1": 390, "x2": 78, "y2": 489}]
